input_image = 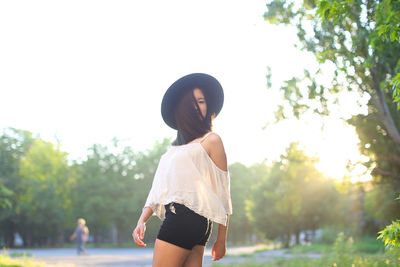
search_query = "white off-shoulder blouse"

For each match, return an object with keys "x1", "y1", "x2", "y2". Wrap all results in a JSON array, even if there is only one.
[{"x1": 144, "y1": 133, "x2": 232, "y2": 226}]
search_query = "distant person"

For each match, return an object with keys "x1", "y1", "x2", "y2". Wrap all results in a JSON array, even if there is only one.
[
  {"x1": 70, "y1": 218, "x2": 89, "y2": 255},
  {"x1": 132, "y1": 73, "x2": 232, "y2": 266}
]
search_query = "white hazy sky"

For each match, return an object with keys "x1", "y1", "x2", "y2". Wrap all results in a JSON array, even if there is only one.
[{"x1": 0, "y1": 0, "x2": 370, "y2": 181}]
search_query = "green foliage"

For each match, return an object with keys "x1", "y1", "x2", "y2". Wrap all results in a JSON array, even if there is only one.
[
  {"x1": 317, "y1": 0, "x2": 400, "y2": 109},
  {"x1": 378, "y1": 219, "x2": 400, "y2": 250},
  {"x1": 0, "y1": 184, "x2": 12, "y2": 209},
  {"x1": 377, "y1": 194, "x2": 400, "y2": 251},
  {"x1": 352, "y1": 236, "x2": 386, "y2": 254},
  {"x1": 0, "y1": 127, "x2": 171, "y2": 247},
  {"x1": 17, "y1": 138, "x2": 74, "y2": 246},
  {"x1": 347, "y1": 96, "x2": 400, "y2": 216},
  {"x1": 364, "y1": 184, "x2": 400, "y2": 222},
  {"x1": 8, "y1": 252, "x2": 32, "y2": 258},
  {"x1": 0, "y1": 125, "x2": 396, "y2": 249},
  {"x1": 0, "y1": 128, "x2": 33, "y2": 247},
  {"x1": 264, "y1": 0, "x2": 400, "y2": 157},
  {"x1": 375, "y1": 0, "x2": 400, "y2": 42},
  {"x1": 333, "y1": 232, "x2": 355, "y2": 262},
  {"x1": 287, "y1": 243, "x2": 332, "y2": 254},
  {"x1": 228, "y1": 162, "x2": 261, "y2": 244},
  {"x1": 289, "y1": 236, "x2": 384, "y2": 254},
  {"x1": 71, "y1": 138, "x2": 169, "y2": 245},
  {"x1": 316, "y1": 226, "x2": 342, "y2": 244},
  {"x1": 246, "y1": 142, "x2": 339, "y2": 247},
  {"x1": 392, "y1": 73, "x2": 400, "y2": 109}
]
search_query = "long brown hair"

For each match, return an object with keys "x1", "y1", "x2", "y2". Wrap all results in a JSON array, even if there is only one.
[{"x1": 172, "y1": 88, "x2": 213, "y2": 145}]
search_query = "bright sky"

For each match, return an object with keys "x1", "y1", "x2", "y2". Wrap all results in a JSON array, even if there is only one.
[{"x1": 0, "y1": 0, "x2": 370, "y2": 181}]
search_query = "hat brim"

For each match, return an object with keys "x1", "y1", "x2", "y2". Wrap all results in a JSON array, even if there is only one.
[{"x1": 161, "y1": 73, "x2": 224, "y2": 129}]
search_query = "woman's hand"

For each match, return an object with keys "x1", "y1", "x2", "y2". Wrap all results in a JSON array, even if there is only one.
[
  {"x1": 132, "y1": 206, "x2": 153, "y2": 247},
  {"x1": 132, "y1": 222, "x2": 146, "y2": 247},
  {"x1": 211, "y1": 239, "x2": 226, "y2": 261}
]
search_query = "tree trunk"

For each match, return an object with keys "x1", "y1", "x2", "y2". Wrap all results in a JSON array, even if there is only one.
[
  {"x1": 94, "y1": 233, "x2": 99, "y2": 247},
  {"x1": 295, "y1": 230, "x2": 300, "y2": 245},
  {"x1": 311, "y1": 228, "x2": 316, "y2": 242},
  {"x1": 58, "y1": 227, "x2": 64, "y2": 246},
  {"x1": 282, "y1": 234, "x2": 290, "y2": 248},
  {"x1": 5, "y1": 220, "x2": 15, "y2": 247},
  {"x1": 26, "y1": 231, "x2": 33, "y2": 247},
  {"x1": 371, "y1": 69, "x2": 400, "y2": 148},
  {"x1": 116, "y1": 226, "x2": 124, "y2": 247}
]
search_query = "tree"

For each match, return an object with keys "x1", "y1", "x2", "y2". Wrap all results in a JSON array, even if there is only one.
[
  {"x1": 264, "y1": 0, "x2": 400, "y2": 146},
  {"x1": 130, "y1": 139, "x2": 169, "y2": 244},
  {"x1": 228, "y1": 162, "x2": 264, "y2": 244},
  {"x1": 348, "y1": 102, "x2": 400, "y2": 224},
  {"x1": 247, "y1": 142, "x2": 338, "y2": 247},
  {"x1": 0, "y1": 128, "x2": 33, "y2": 247},
  {"x1": 364, "y1": 183, "x2": 400, "y2": 225},
  {"x1": 71, "y1": 143, "x2": 116, "y2": 245},
  {"x1": 318, "y1": 0, "x2": 400, "y2": 108},
  {"x1": 18, "y1": 138, "x2": 73, "y2": 246},
  {"x1": 71, "y1": 138, "x2": 169, "y2": 245}
]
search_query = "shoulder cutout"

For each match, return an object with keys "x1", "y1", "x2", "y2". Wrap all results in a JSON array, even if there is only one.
[{"x1": 201, "y1": 133, "x2": 228, "y2": 171}]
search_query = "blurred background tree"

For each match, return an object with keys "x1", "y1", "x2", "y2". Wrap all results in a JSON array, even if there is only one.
[
  {"x1": 246, "y1": 142, "x2": 339, "y2": 247},
  {"x1": 0, "y1": 126, "x2": 395, "y2": 248},
  {"x1": 0, "y1": 128, "x2": 33, "y2": 247},
  {"x1": 18, "y1": 138, "x2": 73, "y2": 246}
]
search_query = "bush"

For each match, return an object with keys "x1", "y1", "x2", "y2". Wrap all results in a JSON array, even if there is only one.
[{"x1": 315, "y1": 226, "x2": 341, "y2": 244}]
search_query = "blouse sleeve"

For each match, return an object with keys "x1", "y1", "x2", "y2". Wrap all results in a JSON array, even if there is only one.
[
  {"x1": 210, "y1": 164, "x2": 232, "y2": 216},
  {"x1": 220, "y1": 171, "x2": 233, "y2": 215},
  {"x1": 144, "y1": 186, "x2": 156, "y2": 213},
  {"x1": 143, "y1": 169, "x2": 166, "y2": 220}
]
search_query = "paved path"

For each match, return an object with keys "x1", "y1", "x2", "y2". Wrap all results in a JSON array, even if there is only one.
[{"x1": 5, "y1": 245, "x2": 320, "y2": 266}]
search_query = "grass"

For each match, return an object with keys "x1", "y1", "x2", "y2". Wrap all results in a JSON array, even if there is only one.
[
  {"x1": 213, "y1": 234, "x2": 400, "y2": 267},
  {"x1": 286, "y1": 236, "x2": 385, "y2": 255},
  {"x1": 285, "y1": 243, "x2": 331, "y2": 254},
  {"x1": 8, "y1": 253, "x2": 32, "y2": 258},
  {"x1": 211, "y1": 253, "x2": 400, "y2": 267},
  {"x1": 0, "y1": 254, "x2": 47, "y2": 267}
]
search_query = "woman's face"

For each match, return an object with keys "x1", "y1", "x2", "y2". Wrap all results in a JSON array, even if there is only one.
[{"x1": 193, "y1": 88, "x2": 207, "y2": 119}]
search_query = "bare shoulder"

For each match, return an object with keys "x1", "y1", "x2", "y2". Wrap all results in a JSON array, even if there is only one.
[
  {"x1": 203, "y1": 132, "x2": 224, "y2": 151},
  {"x1": 202, "y1": 132, "x2": 227, "y2": 171}
]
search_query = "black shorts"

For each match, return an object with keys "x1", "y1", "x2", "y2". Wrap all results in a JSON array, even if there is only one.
[{"x1": 157, "y1": 202, "x2": 212, "y2": 250}]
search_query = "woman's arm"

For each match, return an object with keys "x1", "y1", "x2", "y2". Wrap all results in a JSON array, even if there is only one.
[
  {"x1": 203, "y1": 133, "x2": 230, "y2": 261},
  {"x1": 212, "y1": 216, "x2": 229, "y2": 261},
  {"x1": 132, "y1": 206, "x2": 153, "y2": 247}
]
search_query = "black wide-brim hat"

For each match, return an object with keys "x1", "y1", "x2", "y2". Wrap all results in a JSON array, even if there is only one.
[{"x1": 161, "y1": 73, "x2": 224, "y2": 130}]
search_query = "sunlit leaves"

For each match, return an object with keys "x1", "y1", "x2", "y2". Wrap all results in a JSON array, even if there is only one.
[
  {"x1": 377, "y1": 194, "x2": 400, "y2": 250},
  {"x1": 376, "y1": 0, "x2": 400, "y2": 42},
  {"x1": 378, "y1": 219, "x2": 400, "y2": 249},
  {"x1": 392, "y1": 73, "x2": 400, "y2": 109}
]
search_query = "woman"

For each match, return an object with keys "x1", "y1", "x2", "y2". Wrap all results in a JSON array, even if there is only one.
[{"x1": 132, "y1": 73, "x2": 232, "y2": 267}]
